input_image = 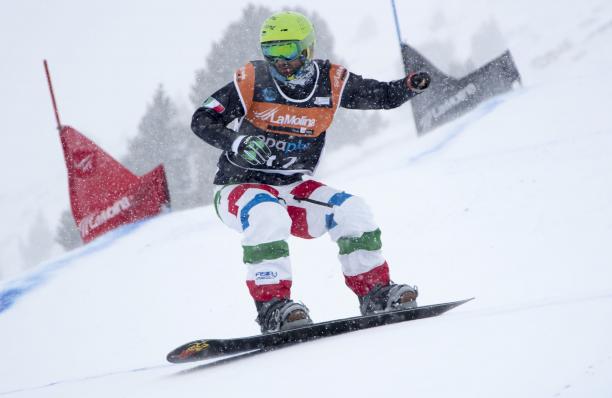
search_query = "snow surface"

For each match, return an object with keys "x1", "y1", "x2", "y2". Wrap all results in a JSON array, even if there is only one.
[{"x1": 2, "y1": 0, "x2": 612, "y2": 396}]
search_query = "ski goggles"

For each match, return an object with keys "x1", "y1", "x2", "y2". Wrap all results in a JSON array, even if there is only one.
[{"x1": 261, "y1": 41, "x2": 303, "y2": 61}]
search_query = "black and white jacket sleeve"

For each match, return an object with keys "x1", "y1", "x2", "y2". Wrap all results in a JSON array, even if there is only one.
[
  {"x1": 191, "y1": 82, "x2": 245, "y2": 151},
  {"x1": 340, "y1": 72, "x2": 418, "y2": 110}
]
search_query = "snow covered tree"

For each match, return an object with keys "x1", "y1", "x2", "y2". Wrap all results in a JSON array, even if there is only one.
[
  {"x1": 122, "y1": 85, "x2": 196, "y2": 210},
  {"x1": 19, "y1": 211, "x2": 55, "y2": 267},
  {"x1": 54, "y1": 209, "x2": 82, "y2": 250}
]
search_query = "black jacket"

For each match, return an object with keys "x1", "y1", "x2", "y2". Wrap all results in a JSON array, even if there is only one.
[{"x1": 192, "y1": 60, "x2": 419, "y2": 185}]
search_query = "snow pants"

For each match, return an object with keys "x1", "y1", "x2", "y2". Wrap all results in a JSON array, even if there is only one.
[{"x1": 213, "y1": 180, "x2": 390, "y2": 302}]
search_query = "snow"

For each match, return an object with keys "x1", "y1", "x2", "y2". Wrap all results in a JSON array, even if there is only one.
[{"x1": 2, "y1": 0, "x2": 612, "y2": 396}]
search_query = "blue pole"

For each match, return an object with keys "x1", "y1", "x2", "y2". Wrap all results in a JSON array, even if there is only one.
[{"x1": 390, "y1": 0, "x2": 404, "y2": 47}]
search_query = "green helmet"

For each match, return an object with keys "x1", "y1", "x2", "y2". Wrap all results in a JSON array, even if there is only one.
[{"x1": 260, "y1": 11, "x2": 316, "y2": 62}]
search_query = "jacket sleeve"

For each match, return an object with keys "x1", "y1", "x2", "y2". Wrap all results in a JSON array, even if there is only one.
[
  {"x1": 340, "y1": 72, "x2": 418, "y2": 110},
  {"x1": 191, "y1": 81, "x2": 246, "y2": 151}
]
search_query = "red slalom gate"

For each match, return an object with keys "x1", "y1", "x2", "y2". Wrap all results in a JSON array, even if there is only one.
[
  {"x1": 60, "y1": 126, "x2": 170, "y2": 242},
  {"x1": 45, "y1": 60, "x2": 170, "y2": 243}
]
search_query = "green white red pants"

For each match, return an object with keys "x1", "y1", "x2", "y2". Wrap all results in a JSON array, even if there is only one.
[{"x1": 213, "y1": 179, "x2": 390, "y2": 302}]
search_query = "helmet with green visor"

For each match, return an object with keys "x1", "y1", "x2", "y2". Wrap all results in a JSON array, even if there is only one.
[{"x1": 260, "y1": 11, "x2": 315, "y2": 80}]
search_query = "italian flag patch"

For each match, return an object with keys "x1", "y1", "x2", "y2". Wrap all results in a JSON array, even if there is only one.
[{"x1": 203, "y1": 97, "x2": 225, "y2": 113}]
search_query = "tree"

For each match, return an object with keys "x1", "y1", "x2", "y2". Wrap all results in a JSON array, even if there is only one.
[
  {"x1": 122, "y1": 85, "x2": 196, "y2": 210},
  {"x1": 55, "y1": 209, "x2": 82, "y2": 250},
  {"x1": 20, "y1": 211, "x2": 55, "y2": 267}
]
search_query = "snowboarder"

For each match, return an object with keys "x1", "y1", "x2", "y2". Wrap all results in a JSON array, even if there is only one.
[{"x1": 191, "y1": 11, "x2": 431, "y2": 333}]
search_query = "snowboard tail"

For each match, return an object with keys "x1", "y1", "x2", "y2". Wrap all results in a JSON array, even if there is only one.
[{"x1": 167, "y1": 297, "x2": 473, "y2": 364}]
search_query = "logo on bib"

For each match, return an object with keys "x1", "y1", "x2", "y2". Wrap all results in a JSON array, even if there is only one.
[{"x1": 254, "y1": 107, "x2": 316, "y2": 128}]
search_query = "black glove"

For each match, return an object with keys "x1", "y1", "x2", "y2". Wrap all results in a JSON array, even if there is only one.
[
  {"x1": 233, "y1": 135, "x2": 272, "y2": 166},
  {"x1": 406, "y1": 72, "x2": 431, "y2": 92}
]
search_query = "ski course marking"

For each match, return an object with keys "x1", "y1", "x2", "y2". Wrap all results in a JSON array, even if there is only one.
[
  {"x1": 0, "y1": 363, "x2": 172, "y2": 396},
  {"x1": 0, "y1": 221, "x2": 147, "y2": 315}
]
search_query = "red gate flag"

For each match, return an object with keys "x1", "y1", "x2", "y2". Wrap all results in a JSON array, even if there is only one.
[
  {"x1": 60, "y1": 125, "x2": 170, "y2": 243},
  {"x1": 44, "y1": 60, "x2": 170, "y2": 243}
]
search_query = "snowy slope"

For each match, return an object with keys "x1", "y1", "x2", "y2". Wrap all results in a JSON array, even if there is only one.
[{"x1": 2, "y1": 0, "x2": 612, "y2": 397}]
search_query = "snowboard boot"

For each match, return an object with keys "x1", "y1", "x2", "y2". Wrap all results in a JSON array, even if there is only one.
[
  {"x1": 359, "y1": 283, "x2": 418, "y2": 315},
  {"x1": 255, "y1": 298, "x2": 313, "y2": 333}
]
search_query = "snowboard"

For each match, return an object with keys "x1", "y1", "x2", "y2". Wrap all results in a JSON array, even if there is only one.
[{"x1": 167, "y1": 297, "x2": 473, "y2": 364}]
